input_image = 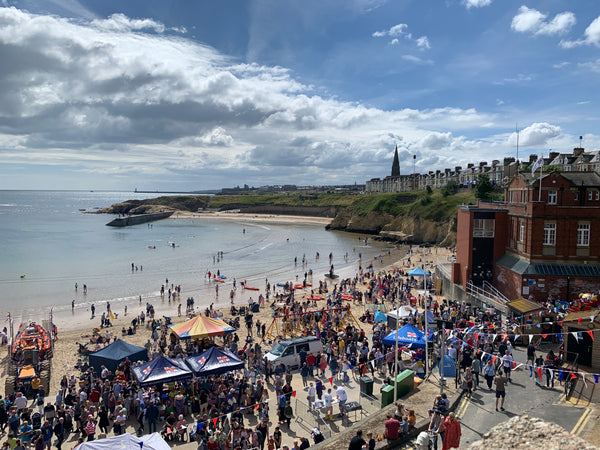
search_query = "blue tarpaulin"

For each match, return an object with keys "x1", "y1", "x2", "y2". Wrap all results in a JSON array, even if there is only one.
[
  {"x1": 382, "y1": 324, "x2": 434, "y2": 349},
  {"x1": 374, "y1": 311, "x2": 387, "y2": 323},
  {"x1": 185, "y1": 346, "x2": 245, "y2": 375},
  {"x1": 132, "y1": 355, "x2": 192, "y2": 387}
]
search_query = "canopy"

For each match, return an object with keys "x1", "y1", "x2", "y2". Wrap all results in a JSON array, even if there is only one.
[
  {"x1": 78, "y1": 433, "x2": 169, "y2": 450},
  {"x1": 88, "y1": 339, "x2": 148, "y2": 373},
  {"x1": 185, "y1": 346, "x2": 244, "y2": 375},
  {"x1": 388, "y1": 305, "x2": 417, "y2": 319},
  {"x1": 407, "y1": 267, "x2": 431, "y2": 277},
  {"x1": 169, "y1": 315, "x2": 235, "y2": 340},
  {"x1": 132, "y1": 355, "x2": 193, "y2": 387},
  {"x1": 382, "y1": 324, "x2": 434, "y2": 349}
]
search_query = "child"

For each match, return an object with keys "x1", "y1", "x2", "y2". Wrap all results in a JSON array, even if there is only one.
[
  {"x1": 408, "y1": 409, "x2": 417, "y2": 431},
  {"x1": 366, "y1": 432, "x2": 375, "y2": 450}
]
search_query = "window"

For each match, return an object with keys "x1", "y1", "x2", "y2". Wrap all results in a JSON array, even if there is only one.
[
  {"x1": 589, "y1": 191, "x2": 594, "y2": 201},
  {"x1": 473, "y1": 219, "x2": 495, "y2": 237},
  {"x1": 577, "y1": 223, "x2": 590, "y2": 246},
  {"x1": 574, "y1": 191, "x2": 579, "y2": 201},
  {"x1": 518, "y1": 220, "x2": 524, "y2": 242},
  {"x1": 565, "y1": 166, "x2": 571, "y2": 171},
  {"x1": 596, "y1": 191, "x2": 599, "y2": 201},
  {"x1": 543, "y1": 223, "x2": 556, "y2": 246},
  {"x1": 548, "y1": 190, "x2": 557, "y2": 204}
]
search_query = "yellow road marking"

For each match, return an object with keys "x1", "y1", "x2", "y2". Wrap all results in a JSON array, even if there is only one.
[
  {"x1": 456, "y1": 396, "x2": 470, "y2": 418},
  {"x1": 570, "y1": 408, "x2": 592, "y2": 435}
]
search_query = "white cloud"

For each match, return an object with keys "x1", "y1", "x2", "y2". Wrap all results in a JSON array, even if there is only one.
[
  {"x1": 578, "y1": 59, "x2": 600, "y2": 73},
  {"x1": 419, "y1": 132, "x2": 453, "y2": 150},
  {"x1": 415, "y1": 36, "x2": 431, "y2": 50},
  {"x1": 508, "y1": 122, "x2": 561, "y2": 147},
  {"x1": 493, "y1": 73, "x2": 533, "y2": 85},
  {"x1": 560, "y1": 16, "x2": 600, "y2": 48},
  {"x1": 462, "y1": 0, "x2": 492, "y2": 9},
  {"x1": 511, "y1": 6, "x2": 575, "y2": 36},
  {"x1": 372, "y1": 23, "x2": 431, "y2": 50},
  {"x1": 401, "y1": 55, "x2": 434, "y2": 65},
  {"x1": 553, "y1": 61, "x2": 570, "y2": 69}
]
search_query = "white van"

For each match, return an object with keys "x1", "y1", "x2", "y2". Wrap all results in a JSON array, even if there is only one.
[{"x1": 265, "y1": 336, "x2": 324, "y2": 369}]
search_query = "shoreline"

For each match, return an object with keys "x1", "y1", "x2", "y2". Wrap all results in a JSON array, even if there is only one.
[{"x1": 170, "y1": 210, "x2": 334, "y2": 226}]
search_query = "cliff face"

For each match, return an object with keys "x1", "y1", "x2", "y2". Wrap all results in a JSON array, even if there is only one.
[
  {"x1": 328, "y1": 209, "x2": 456, "y2": 246},
  {"x1": 97, "y1": 195, "x2": 458, "y2": 246}
]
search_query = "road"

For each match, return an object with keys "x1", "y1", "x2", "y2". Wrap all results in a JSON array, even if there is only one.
[{"x1": 397, "y1": 345, "x2": 596, "y2": 449}]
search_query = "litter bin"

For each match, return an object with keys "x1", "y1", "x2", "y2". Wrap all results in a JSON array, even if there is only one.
[
  {"x1": 381, "y1": 385, "x2": 394, "y2": 408},
  {"x1": 359, "y1": 376, "x2": 373, "y2": 396},
  {"x1": 394, "y1": 369, "x2": 415, "y2": 399}
]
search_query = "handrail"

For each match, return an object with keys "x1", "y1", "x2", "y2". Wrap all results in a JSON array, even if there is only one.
[
  {"x1": 466, "y1": 281, "x2": 507, "y2": 310},
  {"x1": 482, "y1": 280, "x2": 510, "y2": 304},
  {"x1": 436, "y1": 263, "x2": 451, "y2": 280}
]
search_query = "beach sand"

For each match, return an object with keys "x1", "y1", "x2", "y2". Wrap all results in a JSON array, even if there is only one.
[{"x1": 1, "y1": 211, "x2": 453, "y2": 402}]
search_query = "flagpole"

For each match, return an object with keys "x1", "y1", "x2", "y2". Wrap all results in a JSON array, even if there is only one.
[
  {"x1": 394, "y1": 307, "x2": 399, "y2": 401},
  {"x1": 538, "y1": 152, "x2": 543, "y2": 201},
  {"x1": 423, "y1": 248, "x2": 429, "y2": 379}
]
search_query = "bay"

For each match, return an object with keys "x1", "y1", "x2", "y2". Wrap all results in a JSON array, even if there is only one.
[{"x1": 0, "y1": 190, "x2": 391, "y2": 323}]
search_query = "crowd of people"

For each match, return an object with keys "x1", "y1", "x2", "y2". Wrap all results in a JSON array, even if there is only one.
[{"x1": 8, "y1": 244, "x2": 567, "y2": 450}]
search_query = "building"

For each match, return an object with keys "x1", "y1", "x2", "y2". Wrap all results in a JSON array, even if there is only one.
[
  {"x1": 452, "y1": 171, "x2": 600, "y2": 302},
  {"x1": 562, "y1": 310, "x2": 599, "y2": 369},
  {"x1": 365, "y1": 147, "x2": 514, "y2": 193}
]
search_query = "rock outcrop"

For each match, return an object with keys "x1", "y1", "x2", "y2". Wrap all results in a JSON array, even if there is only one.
[{"x1": 468, "y1": 415, "x2": 598, "y2": 450}]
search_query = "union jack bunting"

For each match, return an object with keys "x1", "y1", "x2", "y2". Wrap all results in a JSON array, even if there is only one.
[{"x1": 217, "y1": 356, "x2": 229, "y2": 363}]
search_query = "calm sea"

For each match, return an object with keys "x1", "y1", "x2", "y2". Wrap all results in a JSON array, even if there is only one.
[{"x1": 0, "y1": 190, "x2": 391, "y2": 323}]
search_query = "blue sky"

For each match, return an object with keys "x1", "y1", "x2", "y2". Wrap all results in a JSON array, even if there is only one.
[{"x1": 1, "y1": 0, "x2": 599, "y2": 191}]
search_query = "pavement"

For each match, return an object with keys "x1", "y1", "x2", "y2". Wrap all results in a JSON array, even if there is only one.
[{"x1": 395, "y1": 343, "x2": 598, "y2": 449}]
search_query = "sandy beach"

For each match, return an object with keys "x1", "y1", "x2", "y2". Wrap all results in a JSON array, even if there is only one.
[{"x1": 171, "y1": 210, "x2": 334, "y2": 226}]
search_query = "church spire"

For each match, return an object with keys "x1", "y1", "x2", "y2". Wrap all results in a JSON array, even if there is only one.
[{"x1": 391, "y1": 145, "x2": 400, "y2": 177}]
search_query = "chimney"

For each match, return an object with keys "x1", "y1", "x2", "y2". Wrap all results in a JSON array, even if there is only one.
[
  {"x1": 468, "y1": 163, "x2": 474, "y2": 169},
  {"x1": 492, "y1": 160, "x2": 500, "y2": 166},
  {"x1": 573, "y1": 147, "x2": 584, "y2": 156},
  {"x1": 549, "y1": 152, "x2": 559, "y2": 160},
  {"x1": 503, "y1": 157, "x2": 515, "y2": 165},
  {"x1": 529, "y1": 154, "x2": 538, "y2": 164},
  {"x1": 445, "y1": 168, "x2": 451, "y2": 174},
  {"x1": 455, "y1": 166, "x2": 462, "y2": 172},
  {"x1": 479, "y1": 161, "x2": 487, "y2": 167}
]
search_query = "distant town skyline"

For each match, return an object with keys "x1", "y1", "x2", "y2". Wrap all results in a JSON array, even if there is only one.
[{"x1": 1, "y1": 1, "x2": 600, "y2": 191}]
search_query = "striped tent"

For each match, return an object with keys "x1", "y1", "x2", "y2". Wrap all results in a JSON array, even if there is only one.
[{"x1": 169, "y1": 315, "x2": 235, "y2": 340}]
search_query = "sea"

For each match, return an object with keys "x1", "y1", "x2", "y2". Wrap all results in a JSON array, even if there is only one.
[{"x1": 0, "y1": 190, "x2": 392, "y2": 325}]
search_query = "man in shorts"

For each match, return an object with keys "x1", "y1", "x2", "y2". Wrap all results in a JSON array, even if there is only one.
[
  {"x1": 494, "y1": 371, "x2": 507, "y2": 412},
  {"x1": 501, "y1": 350, "x2": 513, "y2": 382}
]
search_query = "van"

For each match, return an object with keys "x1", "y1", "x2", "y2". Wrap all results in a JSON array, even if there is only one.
[{"x1": 265, "y1": 336, "x2": 323, "y2": 369}]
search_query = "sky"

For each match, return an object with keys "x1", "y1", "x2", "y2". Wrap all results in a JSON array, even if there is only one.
[{"x1": 1, "y1": 0, "x2": 600, "y2": 191}]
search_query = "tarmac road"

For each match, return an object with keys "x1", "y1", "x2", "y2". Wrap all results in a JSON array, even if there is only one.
[{"x1": 397, "y1": 345, "x2": 596, "y2": 449}]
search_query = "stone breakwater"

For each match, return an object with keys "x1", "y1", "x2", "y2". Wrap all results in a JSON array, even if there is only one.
[{"x1": 105, "y1": 211, "x2": 173, "y2": 227}]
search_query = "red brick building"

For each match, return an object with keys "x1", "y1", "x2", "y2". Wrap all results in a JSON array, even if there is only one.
[{"x1": 452, "y1": 171, "x2": 600, "y2": 302}]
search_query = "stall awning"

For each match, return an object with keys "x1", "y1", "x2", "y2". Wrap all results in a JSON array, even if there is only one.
[{"x1": 507, "y1": 298, "x2": 545, "y2": 315}]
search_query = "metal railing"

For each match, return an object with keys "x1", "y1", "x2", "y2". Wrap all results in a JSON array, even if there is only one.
[
  {"x1": 482, "y1": 280, "x2": 510, "y2": 304},
  {"x1": 436, "y1": 263, "x2": 451, "y2": 280},
  {"x1": 293, "y1": 397, "x2": 334, "y2": 439},
  {"x1": 466, "y1": 281, "x2": 507, "y2": 311}
]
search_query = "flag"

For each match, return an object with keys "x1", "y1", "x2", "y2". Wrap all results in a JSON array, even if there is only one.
[
  {"x1": 213, "y1": 417, "x2": 218, "y2": 428},
  {"x1": 328, "y1": 377, "x2": 333, "y2": 385},
  {"x1": 531, "y1": 156, "x2": 543, "y2": 175},
  {"x1": 537, "y1": 367, "x2": 542, "y2": 380},
  {"x1": 529, "y1": 366, "x2": 533, "y2": 378},
  {"x1": 594, "y1": 374, "x2": 599, "y2": 384},
  {"x1": 110, "y1": 310, "x2": 115, "y2": 321},
  {"x1": 586, "y1": 330, "x2": 594, "y2": 341}
]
